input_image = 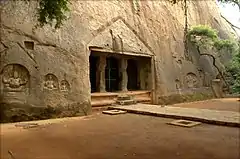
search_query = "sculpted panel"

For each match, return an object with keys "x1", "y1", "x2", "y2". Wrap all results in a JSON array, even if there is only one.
[
  {"x1": 1, "y1": 64, "x2": 29, "y2": 92},
  {"x1": 60, "y1": 80, "x2": 70, "y2": 92},
  {"x1": 175, "y1": 79, "x2": 181, "y2": 89},
  {"x1": 1, "y1": 64, "x2": 30, "y2": 104},
  {"x1": 44, "y1": 74, "x2": 58, "y2": 90},
  {"x1": 198, "y1": 69, "x2": 204, "y2": 87},
  {"x1": 185, "y1": 73, "x2": 198, "y2": 88},
  {"x1": 203, "y1": 72, "x2": 211, "y2": 87}
]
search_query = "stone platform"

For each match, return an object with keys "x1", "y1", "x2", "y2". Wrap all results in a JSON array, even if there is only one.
[{"x1": 111, "y1": 104, "x2": 240, "y2": 127}]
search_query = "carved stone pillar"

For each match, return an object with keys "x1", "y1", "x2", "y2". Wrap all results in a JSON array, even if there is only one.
[
  {"x1": 120, "y1": 58, "x2": 128, "y2": 92},
  {"x1": 97, "y1": 56, "x2": 106, "y2": 92}
]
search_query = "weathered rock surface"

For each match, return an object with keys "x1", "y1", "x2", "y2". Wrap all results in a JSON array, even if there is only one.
[{"x1": 0, "y1": 0, "x2": 236, "y2": 121}]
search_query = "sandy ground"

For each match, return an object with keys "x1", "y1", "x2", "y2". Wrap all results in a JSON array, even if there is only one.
[
  {"x1": 1, "y1": 112, "x2": 240, "y2": 159},
  {"x1": 171, "y1": 98, "x2": 240, "y2": 112}
]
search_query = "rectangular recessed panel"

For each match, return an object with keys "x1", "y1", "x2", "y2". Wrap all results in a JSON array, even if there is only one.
[
  {"x1": 24, "y1": 41, "x2": 34, "y2": 50},
  {"x1": 168, "y1": 120, "x2": 201, "y2": 127},
  {"x1": 178, "y1": 121, "x2": 192, "y2": 125},
  {"x1": 102, "y1": 110, "x2": 127, "y2": 115},
  {"x1": 15, "y1": 123, "x2": 39, "y2": 129}
]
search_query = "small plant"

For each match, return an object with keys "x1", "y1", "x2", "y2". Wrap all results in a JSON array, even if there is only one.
[{"x1": 37, "y1": 0, "x2": 70, "y2": 29}]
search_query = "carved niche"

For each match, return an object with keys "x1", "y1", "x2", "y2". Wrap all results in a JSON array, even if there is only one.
[
  {"x1": 185, "y1": 72, "x2": 198, "y2": 88},
  {"x1": 175, "y1": 79, "x2": 181, "y2": 90},
  {"x1": 1, "y1": 64, "x2": 29, "y2": 92},
  {"x1": 172, "y1": 52, "x2": 184, "y2": 67},
  {"x1": 198, "y1": 69, "x2": 205, "y2": 87},
  {"x1": 60, "y1": 80, "x2": 70, "y2": 92},
  {"x1": 1, "y1": 64, "x2": 30, "y2": 103},
  {"x1": 203, "y1": 72, "x2": 211, "y2": 87},
  {"x1": 43, "y1": 74, "x2": 59, "y2": 90}
]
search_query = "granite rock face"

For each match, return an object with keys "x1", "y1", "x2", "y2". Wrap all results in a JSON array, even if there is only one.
[{"x1": 0, "y1": 0, "x2": 236, "y2": 119}]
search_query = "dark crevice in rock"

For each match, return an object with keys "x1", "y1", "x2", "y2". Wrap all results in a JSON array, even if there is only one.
[
  {"x1": 196, "y1": 44, "x2": 229, "y2": 91},
  {"x1": 0, "y1": 41, "x2": 9, "y2": 54}
]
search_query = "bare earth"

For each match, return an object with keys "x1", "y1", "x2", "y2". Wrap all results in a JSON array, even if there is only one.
[{"x1": 1, "y1": 112, "x2": 240, "y2": 159}]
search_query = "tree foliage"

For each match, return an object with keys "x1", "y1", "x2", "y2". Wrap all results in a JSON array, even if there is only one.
[
  {"x1": 37, "y1": 0, "x2": 70, "y2": 29},
  {"x1": 188, "y1": 25, "x2": 238, "y2": 52},
  {"x1": 225, "y1": 41, "x2": 240, "y2": 93},
  {"x1": 188, "y1": 25, "x2": 240, "y2": 93},
  {"x1": 187, "y1": 25, "x2": 218, "y2": 40}
]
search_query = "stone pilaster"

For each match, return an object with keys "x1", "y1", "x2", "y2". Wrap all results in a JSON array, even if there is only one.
[
  {"x1": 120, "y1": 58, "x2": 128, "y2": 92},
  {"x1": 97, "y1": 56, "x2": 106, "y2": 92},
  {"x1": 211, "y1": 79, "x2": 224, "y2": 98}
]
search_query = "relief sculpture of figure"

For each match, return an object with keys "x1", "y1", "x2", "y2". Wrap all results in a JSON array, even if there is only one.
[
  {"x1": 175, "y1": 79, "x2": 181, "y2": 90},
  {"x1": 2, "y1": 71, "x2": 28, "y2": 92},
  {"x1": 44, "y1": 74, "x2": 57, "y2": 90},
  {"x1": 185, "y1": 73, "x2": 198, "y2": 88},
  {"x1": 60, "y1": 80, "x2": 70, "y2": 92},
  {"x1": 203, "y1": 72, "x2": 211, "y2": 87}
]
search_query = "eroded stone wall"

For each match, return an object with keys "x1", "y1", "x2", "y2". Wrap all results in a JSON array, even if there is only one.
[{"x1": 0, "y1": 0, "x2": 235, "y2": 116}]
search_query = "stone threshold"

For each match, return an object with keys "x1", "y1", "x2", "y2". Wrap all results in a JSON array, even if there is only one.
[{"x1": 109, "y1": 104, "x2": 240, "y2": 127}]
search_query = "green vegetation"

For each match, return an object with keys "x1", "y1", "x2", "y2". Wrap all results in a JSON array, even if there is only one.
[
  {"x1": 187, "y1": 25, "x2": 237, "y2": 51},
  {"x1": 187, "y1": 25, "x2": 218, "y2": 39},
  {"x1": 225, "y1": 41, "x2": 240, "y2": 93},
  {"x1": 187, "y1": 25, "x2": 240, "y2": 94},
  {"x1": 37, "y1": 0, "x2": 70, "y2": 29},
  {"x1": 20, "y1": 0, "x2": 70, "y2": 29}
]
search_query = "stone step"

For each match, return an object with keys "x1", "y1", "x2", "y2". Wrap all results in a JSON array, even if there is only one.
[
  {"x1": 91, "y1": 91, "x2": 151, "y2": 107},
  {"x1": 117, "y1": 95, "x2": 132, "y2": 101},
  {"x1": 135, "y1": 97, "x2": 151, "y2": 103},
  {"x1": 91, "y1": 100, "x2": 115, "y2": 107},
  {"x1": 116, "y1": 99, "x2": 136, "y2": 105}
]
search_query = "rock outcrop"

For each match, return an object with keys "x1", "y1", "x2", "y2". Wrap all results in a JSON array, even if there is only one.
[{"x1": 0, "y1": 0, "x2": 236, "y2": 121}]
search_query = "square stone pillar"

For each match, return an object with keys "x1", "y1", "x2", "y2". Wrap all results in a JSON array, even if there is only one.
[
  {"x1": 120, "y1": 58, "x2": 128, "y2": 92},
  {"x1": 97, "y1": 56, "x2": 106, "y2": 92},
  {"x1": 151, "y1": 56, "x2": 157, "y2": 104},
  {"x1": 211, "y1": 79, "x2": 224, "y2": 98}
]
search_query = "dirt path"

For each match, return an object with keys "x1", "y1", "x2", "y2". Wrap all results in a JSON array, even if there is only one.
[{"x1": 1, "y1": 113, "x2": 239, "y2": 159}]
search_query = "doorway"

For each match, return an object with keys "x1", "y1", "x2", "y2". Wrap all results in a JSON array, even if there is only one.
[
  {"x1": 127, "y1": 59, "x2": 139, "y2": 90},
  {"x1": 89, "y1": 55, "x2": 98, "y2": 93},
  {"x1": 105, "y1": 57, "x2": 120, "y2": 92}
]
